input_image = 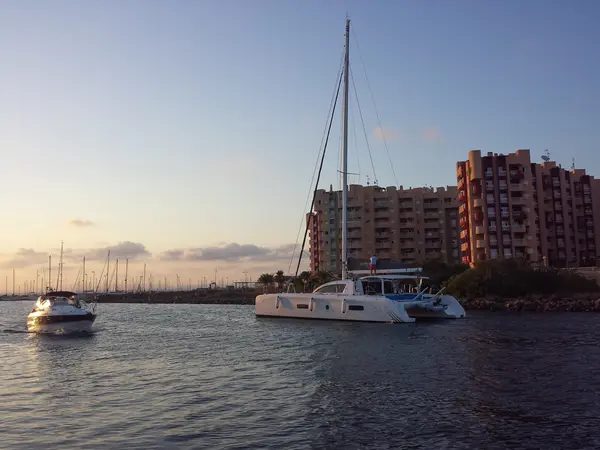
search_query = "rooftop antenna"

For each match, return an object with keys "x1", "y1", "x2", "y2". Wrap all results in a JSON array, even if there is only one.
[
  {"x1": 541, "y1": 149, "x2": 550, "y2": 162},
  {"x1": 571, "y1": 158, "x2": 576, "y2": 170},
  {"x1": 366, "y1": 174, "x2": 370, "y2": 186}
]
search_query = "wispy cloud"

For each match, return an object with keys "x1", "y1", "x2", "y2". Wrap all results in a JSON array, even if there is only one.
[
  {"x1": 0, "y1": 248, "x2": 48, "y2": 269},
  {"x1": 0, "y1": 241, "x2": 151, "y2": 269},
  {"x1": 373, "y1": 126, "x2": 400, "y2": 142},
  {"x1": 421, "y1": 127, "x2": 440, "y2": 142},
  {"x1": 159, "y1": 242, "x2": 296, "y2": 262},
  {"x1": 80, "y1": 241, "x2": 151, "y2": 261},
  {"x1": 68, "y1": 219, "x2": 95, "y2": 227}
]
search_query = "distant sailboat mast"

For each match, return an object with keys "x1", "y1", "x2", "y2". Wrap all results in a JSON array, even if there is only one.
[
  {"x1": 106, "y1": 250, "x2": 110, "y2": 294},
  {"x1": 115, "y1": 259, "x2": 119, "y2": 292}
]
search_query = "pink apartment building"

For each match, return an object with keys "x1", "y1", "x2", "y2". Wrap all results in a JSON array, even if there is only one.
[{"x1": 457, "y1": 149, "x2": 600, "y2": 267}]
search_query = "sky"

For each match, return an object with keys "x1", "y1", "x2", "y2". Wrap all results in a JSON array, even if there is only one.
[{"x1": 1, "y1": 0, "x2": 599, "y2": 290}]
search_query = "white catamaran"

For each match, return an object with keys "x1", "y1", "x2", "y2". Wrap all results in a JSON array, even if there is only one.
[{"x1": 255, "y1": 19, "x2": 466, "y2": 323}]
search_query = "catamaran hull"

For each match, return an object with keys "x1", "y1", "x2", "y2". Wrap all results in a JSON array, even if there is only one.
[
  {"x1": 26, "y1": 313, "x2": 96, "y2": 333},
  {"x1": 256, "y1": 293, "x2": 416, "y2": 323},
  {"x1": 405, "y1": 295, "x2": 466, "y2": 319}
]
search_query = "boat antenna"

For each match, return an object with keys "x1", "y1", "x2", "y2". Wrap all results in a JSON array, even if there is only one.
[{"x1": 341, "y1": 18, "x2": 350, "y2": 280}]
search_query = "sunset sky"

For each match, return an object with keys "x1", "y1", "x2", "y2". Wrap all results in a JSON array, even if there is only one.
[{"x1": 1, "y1": 0, "x2": 599, "y2": 290}]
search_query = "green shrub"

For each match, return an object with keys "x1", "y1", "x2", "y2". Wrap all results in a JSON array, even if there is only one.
[
  {"x1": 422, "y1": 259, "x2": 469, "y2": 288},
  {"x1": 445, "y1": 259, "x2": 599, "y2": 298}
]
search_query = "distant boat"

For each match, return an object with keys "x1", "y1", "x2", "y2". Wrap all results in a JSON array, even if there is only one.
[
  {"x1": 255, "y1": 19, "x2": 466, "y2": 323},
  {"x1": 27, "y1": 290, "x2": 96, "y2": 333},
  {"x1": 26, "y1": 241, "x2": 97, "y2": 333}
]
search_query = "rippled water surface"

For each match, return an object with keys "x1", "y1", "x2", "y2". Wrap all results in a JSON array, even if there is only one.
[{"x1": 1, "y1": 301, "x2": 600, "y2": 449}]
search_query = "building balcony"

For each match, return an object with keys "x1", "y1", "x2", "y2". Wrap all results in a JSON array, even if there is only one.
[
  {"x1": 476, "y1": 240, "x2": 486, "y2": 249},
  {"x1": 475, "y1": 225, "x2": 486, "y2": 235},
  {"x1": 473, "y1": 198, "x2": 484, "y2": 208},
  {"x1": 511, "y1": 223, "x2": 526, "y2": 233}
]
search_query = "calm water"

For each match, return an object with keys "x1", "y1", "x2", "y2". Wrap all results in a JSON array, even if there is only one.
[{"x1": 1, "y1": 301, "x2": 600, "y2": 449}]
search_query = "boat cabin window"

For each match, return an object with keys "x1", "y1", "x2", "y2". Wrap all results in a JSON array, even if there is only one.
[
  {"x1": 383, "y1": 280, "x2": 395, "y2": 294},
  {"x1": 313, "y1": 283, "x2": 346, "y2": 294},
  {"x1": 348, "y1": 305, "x2": 364, "y2": 311},
  {"x1": 363, "y1": 280, "x2": 382, "y2": 295}
]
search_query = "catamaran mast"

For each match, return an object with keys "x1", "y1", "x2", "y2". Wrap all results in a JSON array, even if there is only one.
[{"x1": 341, "y1": 18, "x2": 350, "y2": 280}]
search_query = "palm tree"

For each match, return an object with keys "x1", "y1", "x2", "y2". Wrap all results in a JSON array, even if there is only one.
[
  {"x1": 257, "y1": 273, "x2": 275, "y2": 293},
  {"x1": 274, "y1": 270, "x2": 285, "y2": 291},
  {"x1": 311, "y1": 270, "x2": 334, "y2": 287}
]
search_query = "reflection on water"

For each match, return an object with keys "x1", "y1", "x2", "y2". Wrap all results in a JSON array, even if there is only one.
[{"x1": 1, "y1": 302, "x2": 600, "y2": 449}]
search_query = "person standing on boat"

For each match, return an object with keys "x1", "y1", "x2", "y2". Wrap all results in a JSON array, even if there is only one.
[{"x1": 369, "y1": 254, "x2": 377, "y2": 275}]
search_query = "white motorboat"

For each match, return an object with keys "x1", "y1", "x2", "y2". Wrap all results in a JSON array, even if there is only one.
[
  {"x1": 255, "y1": 19, "x2": 466, "y2": 323},
  {"x1": 27, "y1": 291, "x2": 97, "y2": 333}
]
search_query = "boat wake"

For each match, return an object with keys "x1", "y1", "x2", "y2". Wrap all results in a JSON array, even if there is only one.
[{"x1": 1, "y1": 327, "x2": 102, "y2": 337}]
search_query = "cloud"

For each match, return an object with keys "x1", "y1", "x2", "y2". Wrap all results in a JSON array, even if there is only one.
[
  {"x1": 421, "y1": 127, "x2": 440, "y2": 142},
  {"x1": 82, "y1": 241, "x2": 151, "y2": 261},
  {"x1": 160, "y1": 242, "x2": 296, "y2": 262},
  {"x1": 0, "y1": 242, "x2": 152, "y2": 269},
  {"x1": 0, "y1": 248, "x2": 49, "y2": 269},
  {"x1": 373, "y1": 127, "x2": 399, "y2": 142},
  {"x1": 68, "y1": 219, "x2": 95, "y2": 227}
]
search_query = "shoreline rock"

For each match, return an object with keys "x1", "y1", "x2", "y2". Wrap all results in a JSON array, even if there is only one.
[{"x1": 461, "y1": 293, "x2": 600, "y2": 312}]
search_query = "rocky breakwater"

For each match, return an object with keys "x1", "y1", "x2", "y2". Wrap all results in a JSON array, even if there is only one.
[
  {"x1": 95, "y1": 289, "x2": 258, "y2": 305},
  {"x1": 460, "y1": 293, "x2": 600, "y2": 312}
]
